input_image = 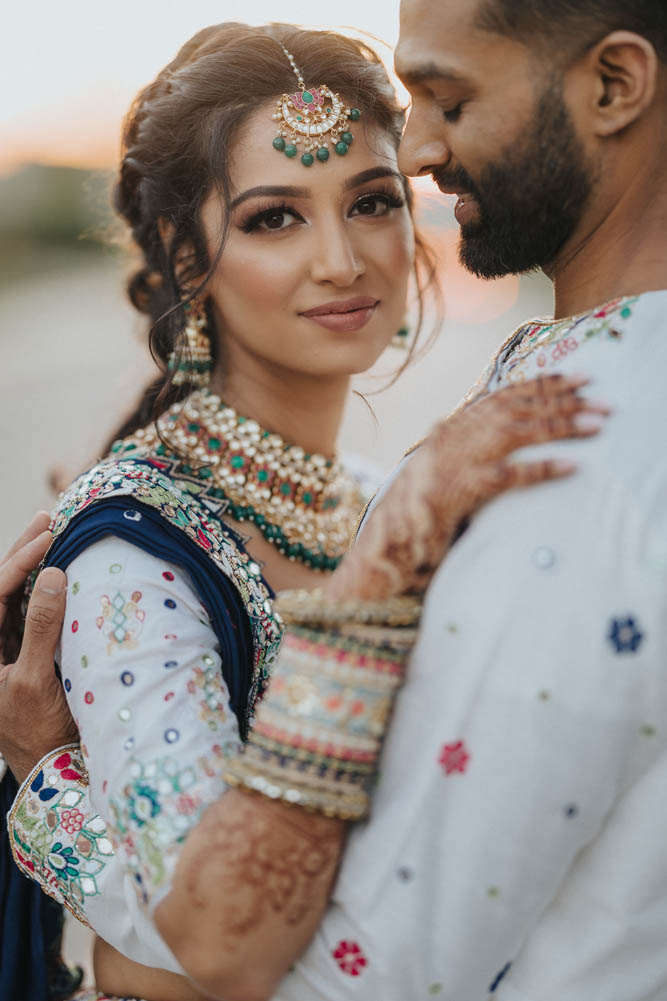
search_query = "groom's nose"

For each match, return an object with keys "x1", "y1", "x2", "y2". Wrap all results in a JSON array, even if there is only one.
[{"x1": 399, "y1": 102, "x2": 451, "y2": 178}]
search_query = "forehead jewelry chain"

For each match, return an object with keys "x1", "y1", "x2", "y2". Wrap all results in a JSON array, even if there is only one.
[{"x1": 271, "y1": 44, "x2": 361, "y2": 168}]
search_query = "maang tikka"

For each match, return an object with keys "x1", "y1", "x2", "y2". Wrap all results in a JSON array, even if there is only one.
[{"x1": 272, "y1": 45, "x2": 361, "y2": 168}]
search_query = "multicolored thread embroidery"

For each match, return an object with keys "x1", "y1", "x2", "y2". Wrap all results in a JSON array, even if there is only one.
[
  {"x1": 96, "y1": 589, "x2": 145, "y2": 654},
  {"x1": 48, "y1": 455, "x2": 284, "y2": 727},
  {"x1": 8, "y1": 746, "x2": 113, "y2": 925}
]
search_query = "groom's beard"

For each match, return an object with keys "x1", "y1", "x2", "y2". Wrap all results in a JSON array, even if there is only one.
[{"x1": 435, "y1": 83, "x2": 596, "y2": 279}]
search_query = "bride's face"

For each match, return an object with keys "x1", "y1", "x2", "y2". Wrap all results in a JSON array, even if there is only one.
[{"x1": 201, "y1": 99, "x2": 415, "y2": 381}]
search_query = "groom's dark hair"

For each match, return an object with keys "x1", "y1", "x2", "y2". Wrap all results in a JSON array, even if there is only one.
[{"x1": 476, "y1": 0, "x2": 667, "y2": 62}]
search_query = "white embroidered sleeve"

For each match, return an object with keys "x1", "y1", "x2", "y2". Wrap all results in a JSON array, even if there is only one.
[
  {"x1": 8, "y1": 743, "x2": 104, "y2": 928},
  {"x1": 10, "y1": 535, "x2": 243, "y2": 970}
]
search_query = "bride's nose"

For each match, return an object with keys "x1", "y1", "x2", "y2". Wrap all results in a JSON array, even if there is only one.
[{"x1": 308, "y1": 218, "x2": 365, "y2": 286}]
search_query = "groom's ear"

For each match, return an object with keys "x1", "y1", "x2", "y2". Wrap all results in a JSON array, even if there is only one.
[{"x1": 579, "y1": 30, "x2": 659, "y2": 137}]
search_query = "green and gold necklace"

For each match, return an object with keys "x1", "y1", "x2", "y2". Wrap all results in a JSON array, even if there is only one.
[{"x1": 111, "y1": 389, "x2": 364, "y2": 571}]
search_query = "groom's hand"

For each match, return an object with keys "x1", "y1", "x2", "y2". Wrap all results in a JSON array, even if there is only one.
[{"x1": 0, "y1": 513, "x2": 77, "y2": 785}]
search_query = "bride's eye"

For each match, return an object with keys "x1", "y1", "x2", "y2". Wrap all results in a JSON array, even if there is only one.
[
  {"x1": 350, "y1": 191, "x2": 405, "y2": 217},
  {"x1": 241, "y1": 204, "x2": 302, "y2": 233},
  {"x1": 261, "y1": 209, "x2": 296, "y2": 230}
]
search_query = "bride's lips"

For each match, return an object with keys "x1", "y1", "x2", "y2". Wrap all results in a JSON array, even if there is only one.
[{"x1": 299, "y1": 296, "x2": 379, "y2": 332}]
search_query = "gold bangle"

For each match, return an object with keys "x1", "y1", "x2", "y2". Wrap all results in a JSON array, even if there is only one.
[{"x1": 275, "y1": 587, "x2": 422, "y2": 628}]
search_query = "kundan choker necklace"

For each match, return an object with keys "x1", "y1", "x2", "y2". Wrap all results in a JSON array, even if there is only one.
[{"x1": 111, "y1": 389, "x2": 364, "y2": 571}]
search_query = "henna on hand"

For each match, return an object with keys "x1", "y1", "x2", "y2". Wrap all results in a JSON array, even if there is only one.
[
  {"x1": 155, "y1": 788, "x2": 344, "y2": 999},
  {"x1": 180, "y1": 793, "x2": 342, "y2": 937},
  {"x1": 329, "y1": 375, "x2": 609, "y2": 602}
]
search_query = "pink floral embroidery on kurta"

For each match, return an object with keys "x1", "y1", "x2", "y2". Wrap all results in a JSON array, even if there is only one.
[
  {"x1": 333, "y1": 940, "x2": 368, "y2": 976},
  {"x1": 439, "y1": 739, "x2": 470, "y2": 775}
]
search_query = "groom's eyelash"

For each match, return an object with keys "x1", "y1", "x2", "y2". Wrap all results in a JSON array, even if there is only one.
[{"x1": 442, "y1": 102, "x2": 464, "y2": 123}]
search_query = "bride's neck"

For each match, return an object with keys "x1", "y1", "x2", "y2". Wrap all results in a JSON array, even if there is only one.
[{"x1": 209, "y1": 363, "x2": 349, "y2": 458}]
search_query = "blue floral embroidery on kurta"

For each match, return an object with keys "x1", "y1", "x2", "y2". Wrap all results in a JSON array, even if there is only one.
[
  {"x1": 608, "y1": 616, "x2": 643, "y2": 653},
  {"x1": 489, "y1": 961, "x2": 512, "y2": 992},
  {"x1": 29, "y1": 771, "x2": 59, "y2": 802}
]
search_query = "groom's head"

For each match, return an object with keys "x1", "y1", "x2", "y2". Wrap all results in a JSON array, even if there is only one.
[{"x1": 396, "y1": 0, "x2": 667, "y2": 278}]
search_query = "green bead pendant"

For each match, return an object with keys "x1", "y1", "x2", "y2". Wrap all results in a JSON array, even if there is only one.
[
  {"x1": 272, "y1": 136, "x2": 286, "y2": 151},
  {"x1": 349, "y1": 108, "x2": 361, "y2": 121},
  {"x1": 335, "y1": 141, "x2": 349, "y2": 156},
  {"x1": 316, "y1": 147, "x2": 330, "y2": 162},
  {"x1": 341, "y1": 132, "x2": 354, "y2": 145},
  {"x1": 284, "y1": 144, "x2": 297, "y2": 158},
  {"x1": 301, "y1": 153, "x2": 314, "y2": 167}
]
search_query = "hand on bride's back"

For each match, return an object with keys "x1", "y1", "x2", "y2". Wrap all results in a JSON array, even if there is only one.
[{"x1": 329, "y1": 374, "x2": 610, "y2": 601}]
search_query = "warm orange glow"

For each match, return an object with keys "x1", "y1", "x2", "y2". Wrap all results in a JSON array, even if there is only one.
[
  {"x1": 1, "y1": 120, "x2": 119, "y2": 174},
  {"x1": 2, "y1": 3, "x2": 401, "y2": 176}
]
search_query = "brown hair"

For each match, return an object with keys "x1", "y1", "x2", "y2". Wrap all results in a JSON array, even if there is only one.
[{"x1": 105, "y1": 21, "x2": 439, "y2": 447}]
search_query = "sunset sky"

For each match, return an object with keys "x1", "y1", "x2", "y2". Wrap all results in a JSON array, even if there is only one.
[
  {"x1": 1, "y1": 0, "x2": 402, "y2": 172},
  {"x1": 1, "y1": 1, "x2": 526, "y2": 324}
]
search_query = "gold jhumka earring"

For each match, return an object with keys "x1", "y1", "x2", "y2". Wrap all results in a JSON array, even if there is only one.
[
  {"x1": 271, "y1": 45, "x2": 362, "y2": 168},
  {"x1": 168, "y1": 300, "x2": 212, "y2": 387}
]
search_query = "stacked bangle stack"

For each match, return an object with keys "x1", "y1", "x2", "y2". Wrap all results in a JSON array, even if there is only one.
[{"x1": 224, "y1": 589, "x2": 421, "y2": 819}]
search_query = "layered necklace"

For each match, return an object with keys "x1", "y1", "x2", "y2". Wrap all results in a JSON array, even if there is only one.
[{"x1": 111, "y1": 389, "x2": 364, "y2": 571}]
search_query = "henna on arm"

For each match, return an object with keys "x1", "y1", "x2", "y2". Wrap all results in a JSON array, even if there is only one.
[{"x1": 155, "y1": 787, "x2": 345, "y2": 1001}]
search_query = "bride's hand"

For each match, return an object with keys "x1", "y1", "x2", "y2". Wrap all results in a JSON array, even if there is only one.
[
  {"x1": 0, "y1": 513, "x2": 77, "y2": 784},
  {"x1": 328, "y1": 375, "x2": 609, "y2": 601}
]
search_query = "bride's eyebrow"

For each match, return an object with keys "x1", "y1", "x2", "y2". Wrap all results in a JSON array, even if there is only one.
[
  {"x1": 229, "y1": 167, "x2": 403, "y2": 211},
  {"x1": 344, "y1": 167, "x2": 403, "y2": 190},
  {"x1": 229, "y1": 184, "x2": 309, "y2": 210}
]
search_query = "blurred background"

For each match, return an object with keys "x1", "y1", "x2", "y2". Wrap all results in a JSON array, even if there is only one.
[{"x1": 1, "y1": 0, "x2": 551, "y2": 981}]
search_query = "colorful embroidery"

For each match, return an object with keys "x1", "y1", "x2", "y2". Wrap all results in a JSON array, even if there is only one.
[
  {"x1": 187, "y1": 662, "x2": 230, "y2": 730},
  {"x1": 458, "y1": 294, "x2": 640, "y2": 404},
  {"x1": 48, "y1": 456, "x2": 283, "y2": 728},
  {"x1": 96, "y1": 589, "x2": 145, "y2": 654},
  {"x1": 438, "y1": 739, "x2": 470, "y2": 775},
  {"x1": 608, "y1": 615, "x2": 644, "y2": 653},
  {"x1": 107, "y1": 750, "x2": 233, "y2": 898},
  {"x1": 332, "y1": 940, "x2": 368, "y2": 976},
  {"x1": 8, "y1": 746, "x2": 114, "y2": 925},
  {"x1": 500, "y1": 295, "x2": 638, "y2": 386}
]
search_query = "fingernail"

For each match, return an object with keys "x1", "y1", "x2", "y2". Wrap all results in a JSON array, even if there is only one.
[
  {"x1": 552, "y1": 460, "x2": 578, "y2": 474},
  {"x1": 574, "y1": 414, "x2": 604, "y2": 432},
  {"x1": 565, "y1": 374, "x2": 590, "y2": 386},
  {"x1": 37, "y1": 568, "x2": 66, "y2": 595},
  {"x1": 583, "y1": 399, "x2": 613, "y2": 415}
]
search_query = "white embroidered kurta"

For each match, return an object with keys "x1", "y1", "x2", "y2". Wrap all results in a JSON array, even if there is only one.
[
  {"x1": 21, "y1": 539, "x2": 242, "y2": 973},
  {"x1": 275, "y1": 291, "x2": 667, "y2": 1000}
]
